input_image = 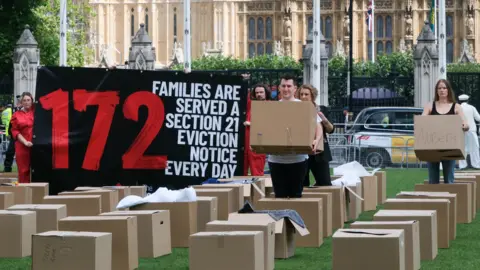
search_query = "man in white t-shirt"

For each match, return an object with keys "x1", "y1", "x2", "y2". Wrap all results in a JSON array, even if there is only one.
[{"x1": 268, "y1": 75, "x2": 323, "y2": 198}]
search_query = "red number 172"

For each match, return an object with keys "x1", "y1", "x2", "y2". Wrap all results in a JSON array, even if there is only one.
[{"x1": 39, "y1": 89, "x2": 168, "y2": 171}]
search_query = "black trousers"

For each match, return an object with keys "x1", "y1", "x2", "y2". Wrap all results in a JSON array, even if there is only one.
[
  {"x1": 303, "y1": 154, "x2": 332, "y2": 187},
  {"x1": 269, "y1": 160, "x2": 308, "y2": 198},
  {"x1": 3, "y1": 139, "x2": 15, "y2": 172}
]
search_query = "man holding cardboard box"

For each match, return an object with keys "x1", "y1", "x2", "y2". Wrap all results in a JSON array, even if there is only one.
[
  {"x1": 267, "y1": 75, "x2": 323, "y2": 198},
  {"x1": 420, "y1": 79, "x2": 469, "y2": 184}
]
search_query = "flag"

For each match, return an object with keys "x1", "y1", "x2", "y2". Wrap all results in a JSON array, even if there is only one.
[
  {"x1": 366, "y1": 1, "x2": 373, "y2": 32},
  {"x1": 429, "y1": 0, "x2": 435, "y2": 31}
]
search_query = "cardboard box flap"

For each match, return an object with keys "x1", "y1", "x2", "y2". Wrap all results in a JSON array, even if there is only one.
[
  {"x1": 228, "y1": 213, "x2": 283, "y2": 233},
  {"x1": 36, "y1": 231, "x2": 112, "y2": 238},
  {"x1": 288, "y1": 218, "x2": 310, "y2": 236},
  {"x1": 336, "y1": 229, "x2": 404, "y2": 238}
]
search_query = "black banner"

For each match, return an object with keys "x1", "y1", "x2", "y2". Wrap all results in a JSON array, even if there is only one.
[{"x1": 32, "y1": 67, "x2": 247, "y2": 194}]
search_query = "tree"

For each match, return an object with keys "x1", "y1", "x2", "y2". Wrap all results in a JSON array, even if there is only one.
[{"x1": 33, "y1": 0, "x2": 94, "y2": 67}]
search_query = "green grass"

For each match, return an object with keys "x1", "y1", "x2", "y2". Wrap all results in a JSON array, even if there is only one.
[{"x1": 2, "y1": 168, "x2": 480, "y2": 269}]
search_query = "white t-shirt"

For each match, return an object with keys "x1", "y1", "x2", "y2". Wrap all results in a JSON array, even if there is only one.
[{"x1": 268, "y1": 98, "x2": 322, "y2": 164}]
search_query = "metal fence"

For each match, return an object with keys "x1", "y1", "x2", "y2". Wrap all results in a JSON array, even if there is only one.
[{"x1": 448, "y1": 72, "x2": 480, "y2": 108}]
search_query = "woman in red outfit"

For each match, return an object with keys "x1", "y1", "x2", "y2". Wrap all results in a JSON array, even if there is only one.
[
  {"x1": 10, "y1": 92, "x2": 34, "y2": 183},
  {"x1": 243, "y1": 84, "x2": 271, "y2": 176}
]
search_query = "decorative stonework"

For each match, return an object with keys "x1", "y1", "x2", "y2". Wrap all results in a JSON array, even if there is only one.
[
  {"x1": 13, "y1": 25, "x2": 40, "y2": 98},
  {"x1": 307, "y1": 0, "x2": 332, "y2": 11},
  {"x1": 128, "y1": 23, "x2": 156, "y2": 70},
  {"x1": 246, "y1": 2, "x2": 273, "y2": 11},
  {"x1": 372, "y1": 0, "x2": 393, "y2": 10}
]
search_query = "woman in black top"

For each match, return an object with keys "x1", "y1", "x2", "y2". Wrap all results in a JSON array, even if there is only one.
[
  {"x1": 297, "y1": 85, "x2": 335, "y2": 186},
  {"x1": 422, "y1": 79, "x2": 469, "y2": 184}
]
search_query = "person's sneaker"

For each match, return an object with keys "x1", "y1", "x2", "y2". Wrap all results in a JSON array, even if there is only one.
[{"x1": 3, "y1": 168, "x2": 11, "y2": 172}]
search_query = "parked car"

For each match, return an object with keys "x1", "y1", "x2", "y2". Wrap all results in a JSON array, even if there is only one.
[{"x1": 345, "y1": 106, "x2": 423, "y2": 168}]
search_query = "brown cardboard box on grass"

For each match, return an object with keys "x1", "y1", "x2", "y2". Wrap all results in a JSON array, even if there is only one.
[
  {"x1": 131, "y1": 201, "x2": 197, "y2": 247},
  {"x1": 193, "y1": 184, "x2": 243, "y2": 212},
  {"x1": 18, "y1": 183, "x2": 49, "y2": 204},
  {"x1": 303, "y1": 186, "x2": 344, "y2": 230},
  {"x1": 350, "y1": 221, "x2": 420, "y2": 270},
  {"x1": 374, "y1": 210, "x2": 438, "y2": 261},
  {"x1": 189, "y1": 231, "x2": 264, "y2": 270},
  {"x1": 0, "y1": 185, "x2": 32, "y2": 204},
  {"x1": 59, "y1": 189, "x2": 119, "y2": 213},
  {"x1": 256, "y1": 198, "x2": 322, "y2": 247},
  {"x1": 345, "y1": 182, "x2": 362, "y2": 221},
  {"x1": 59, "y1": 216, "x2": 138, "y2": 270},
  {"x1": 415, "y1": 183, "x2": 472, "y2": 223},
  {"x1": 414, "y1": 115, "x2": 465, "y2": 161},
  {"x1": 332, "y1": 229, "x2": 405, "y2": 270},
  {"x1": 74, "y1": 187, "x2": 101, "y2": 191},
  {"x1": 196, "y1": 197, "x2": 218, "y2": 232},
  {"x1": 43, "y1": 195, "x2": 102, "y2": 216},
  {"x1": 301, "y1": 192, "x2": 333, "y2": 237},
  {"x1": 383, "y1": 198, "x2": 450, "y2": 248},
  {"x1": 250, "y1": 101, "x2": 317, "y2": 154},
  {"x1": 228, "y1": 213, "x2": 309, "y2": 259},
  {"x1": 396, "y1": 191, "x2": 457, "y2": 240},
  {"x1": 360, "y1": 175, "x2": 378, "y2": 211},
  {"x1": 129, "y1": 186, "x2": 147, "y2": 197},
  {"x1": 0, "y1": 210, "x2": 36, "y2": 257},
  {"x1": 0, "y1": 192, "x2": 13, "y2": 209},
  {"x1": 452, "y1": 180, "x2": 476, "y2": 218},
  {"x1": 102, "y1": 186, "x2": 131, "y2": 200},
  {"x1": 375, "y1": 171, "x2": 387, "y2": 204},
  {"x1": 8, "y1": 204, "x2": 67, "y2": 233},
  {"x1": 206, "y1": 220, "x2": 275, "y2": 270},
  {"x1": 101, "y1": 210, "x2": 172, "y2": 258},
  {"x1": 218, "y1": 177, "x2": 267, "y2": 206},
  {"x1": 450, "y1": 174, "x2": 480, "y2": 209},
  {"x1": 193, "y1": 188, "x2": 234, "y2": 220},
  {"x1": 32, "y1": 231, "x2": 112, "y2": 270}
]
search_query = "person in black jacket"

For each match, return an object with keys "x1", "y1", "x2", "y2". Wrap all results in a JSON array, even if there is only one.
[
  {"x1": 3, "y1": 95, "x2": 22, "y2": 172},
  {"x1": 297, "y1": 85, "x2": 335, "y2": 186}
]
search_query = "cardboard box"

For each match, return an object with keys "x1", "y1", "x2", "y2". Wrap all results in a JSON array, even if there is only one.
[
  {"x1": 218, "y1": 177, "x2": 266, "y2": 207},
  {"x1": 0, "y1": 192, "x2": 14, "y2": 210},
  {"x1": 360, "y1": 175, "x2": 378, "y2": 211},
  {"x1": 129, "y1": 186, "x2": 147, "y2": 197},
  {"x1": 250, "y1": 101, "x2": 317, "y2": 154},
  {"x1": 193, "y1": 184, "x2": 243, "y2": 212},
  {"x1": 414, "y1": 115, "x2": 465, "y2": 161},
  {"x1": 374, "y1": 210, "x2": 438, "y2": 261},
  {"x1": 332, "y1": 229, "x2": 405, "y2": 270},
  {"x1": 396, "y1": 191, "x2": 457, "y2": 240},
  {"x1": 131, "y1": 201, "x2": 197, "y2": 247},
  {"x1": 228, "y1": 213, "x2": 309, "y2": 259},
  {"x1": 59, "y1": 190, "x2": 119, "y2": 213},
  {"x1": 301, "y1": 192, "x2": 333, "y2": 237},
  {"x1": 59, "y1": 216, "x2": 138, "y2": 270},
  {"x1": 415, "y1": 183, "x2": 472, "y2": 223},
  {"x1": 8, "y1": 204, "x2": 67, "y2": 233},
  {"x1": 375, "y1": 171, "x2": 387, "y2": 204},
  {"x1": 383, "y1": 198, "x2": 450, "y2": 248},
  {"x1": 0, "y1": 210, "x2": 36, "y2": 257},
  {"x1": 453, "y1": 180, "x2": 476, "y2": 218},
  {"x1": 32, "y1": 231, "x2": 112, "y2": 270},
  {"x1": 256, "y1": 198, "x2": 322, "y2": 247},
  {"x1": 190, "y1": 231, "x2": 264, "y2": 270},
  {"x1": 102, "y1": 186, "x2": 131, "y2": 200},
  {"x1": 345, "y1": 182, "x2": 362, "y2": 220},
  {"x1": 303, "y1": 186, "x2": 345, "y2": 230},
  {"x1": 43, "y1": 195, "x2": 102, "y2": 216},
  {"x1": 451, "y1": 174, "x2": 480, "y2": 209},
  {"x1": 193, "y1": 188, "x2": 234, "y2": 220},
  {"x1": 101, "y1": 210, "x2": 171, "y2": 258},
  {"x1": 350, "y1": 221, "x2": 420, "y2": 270},
  {"x1": 18, "y1": 183, "x2": 49, "y2": 204},
  {"x1": 196, "y1": 197, "x2": 218, "y2": 232},
  {"x1": 0, "y1": 185, "x2": 32, "y2": 204},
  {"x1": 206, "y1": 220, "x2": 275, "y2": 270}
]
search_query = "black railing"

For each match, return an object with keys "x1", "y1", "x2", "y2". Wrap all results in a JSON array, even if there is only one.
[{"x1": 448, "y1": 72, "x2": 480, "y2": 108}]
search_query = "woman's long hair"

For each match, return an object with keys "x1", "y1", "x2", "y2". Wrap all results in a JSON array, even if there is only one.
[
  {"x1": 297, "y1": 84, "x2": 318, "y2": 106},
  {"x1": 434, "y1": 79, "x2": 456, "y2": 103}
]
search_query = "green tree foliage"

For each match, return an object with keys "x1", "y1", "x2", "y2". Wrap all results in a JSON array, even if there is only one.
[{"x1": 172, "y1": 55, "x2": 302, "y2": 70}]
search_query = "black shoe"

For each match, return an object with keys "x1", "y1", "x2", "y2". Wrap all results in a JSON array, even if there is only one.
[{"x1": 3, "y1": 167, "x2": 11, "y2": 172}]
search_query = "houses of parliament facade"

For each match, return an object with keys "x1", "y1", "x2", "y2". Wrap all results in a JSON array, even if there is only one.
[{"x1": 88, "y1": 0, "x2": 479, "y2": 67}]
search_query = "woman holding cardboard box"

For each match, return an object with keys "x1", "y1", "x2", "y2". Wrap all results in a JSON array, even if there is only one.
[
  {"x1": 297, "y1": 84, "x2": 334, "y2": 187},
  {"x1": 268, "y1": 75, "x2": 323, "y2": 198},
  {"x1": 422, "y1": 79, "x2": 469, "y2": 184}
]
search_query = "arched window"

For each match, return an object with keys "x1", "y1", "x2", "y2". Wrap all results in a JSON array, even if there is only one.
[
  {"x1": 376, "y1": 16, "x2": 384, "y2": 38},
  {"x1": 307, "y1": 16, "x2": 313, "y2": 36},
  {"x1": 257, "y1": 18, "x2": 264, "y2": 39},
  {"x1": 447, "y1": 40, "x2": 454, "y2": 63},
  {"x1": 385, "y1": 41, "x2": 393, "y2": 54},
  {"x1": 248, "y1": 18, "x2": 255, "y2": 40},
  {"x1": 145, "y1": 8, "x2": 149, "y2": 33},
  {"x1": 446, "y1": 14, "x2": 454, "y2": 62},
  {"x1": 248, "y1": 43, "x2": 255, "y2": 58},
  {"x1": 446, "y1": 15, "x2": 453, "y2": 37},
  {"x1": 368, "y1": 41, "x2": 372, "y2": 61},
  {"x1": 385, "y1": 15, "x2": 392, "y2": 38},
  {"x1": 325, "y1": 16, "x2": 332, "y2": 38},
  {"x1": 376, "y1": 41, "x2": 384, "y2": 55},
  {"x1": 131, "y1": 8, "x2": 135, "y2": 36},
  {"x1": 257, "y1": 43, "x2": 264, "y2": 55},
  {"x1": 266, "y1": 17, "x2": 273, "y2": 40},
  {"x1": 266, "y1": 42, "x2": 273, "y2": 54}
]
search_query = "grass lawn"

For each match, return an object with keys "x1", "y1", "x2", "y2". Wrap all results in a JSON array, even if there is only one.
[{"x1": 1, "y1": 168, "x2": 479, "y2": 269}]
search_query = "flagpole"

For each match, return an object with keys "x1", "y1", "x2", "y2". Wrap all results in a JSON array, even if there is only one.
[
  {"x1": 313, "y1": 0, "x2": 321, "y2": 105},
  {"x1": 438, "y1": 0, "x2": 446, "y2": 79},
  {"x1": 59, "y1": 0, "x2": 67, "y2": 66},
  {"x1": 434, "y1": 0, "x2": 437, "y2": 44},
  {"x1": 183, "y1": 0, "x2": 192, "y2": 73},
  {"x1": 372, "y1": 0, "x2": 375, "y2": 63}
]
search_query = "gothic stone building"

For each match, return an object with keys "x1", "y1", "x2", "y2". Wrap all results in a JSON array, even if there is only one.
[{"x1": 88, "y1": 0, "x2": 479, "y2": 66}]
